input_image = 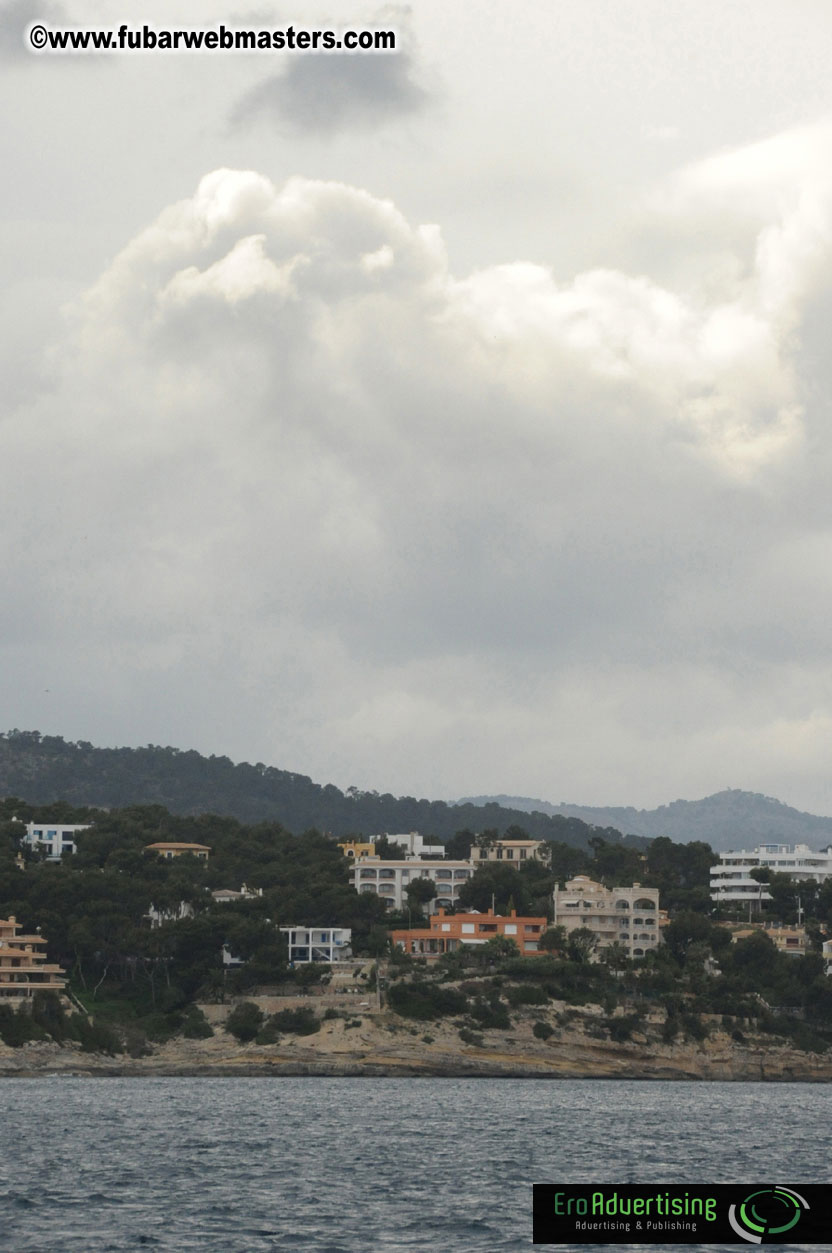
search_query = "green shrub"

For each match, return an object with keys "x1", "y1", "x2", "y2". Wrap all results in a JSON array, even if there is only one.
[
  {"x1": 255, "y1": 1019, "x2": 280, "y2": 1045},
  {"x1": 506, "y1": 984, "x2": 548, "y2": 1007},
  {"x1": 32, "y1": 992, "x2": 70, "y2": 1042},
  {"x1": 680, "y1": 1012, "x2": 709, "y2": 1042},
  {"x1": 533, "y1": 1021, "x2": 554, "y2": 1041},
  {"x1": 607, "y1": 1014, "x2": 641, "y2": 1043},
  {"x1": 70, "y1": 1013, "x2": 122, "y2": 1055},
  {"x1": 459, "y1": 1027, "x2": 484, "y2": 1046},
  {"x1": 387, "y1": 980, "x2": 467, "y2": 1021},
  {"x1": 469, "y1": 997, "x2": 511, "y2": 1030},
  {"x1": 0, "y1": 1003, "x2": 47, "y2": 1047},
  {"x1": 225, "y1": 1001, "x2": 264, "y2": 1043},
  {"x1": 182, "y1": 1007, "x2": 214, "y2": 1039},
  {"x1": 269, "y1": 1007, "x2": 320, "y2": 1035}
]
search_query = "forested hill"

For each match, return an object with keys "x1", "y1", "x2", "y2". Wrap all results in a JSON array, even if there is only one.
[
  {"x1": 0, "y1": 732, "x2": 639, "y2": 848},
  {"x1": 459, "y1": 789, "x2": 832, "y2": 852}
]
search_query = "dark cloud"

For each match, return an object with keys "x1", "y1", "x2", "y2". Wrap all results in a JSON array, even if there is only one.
[
  {"x1": 0, "y1": 0, "x2": 62, "y2": 60},
  {"x1": 231, "y1": 39, "x2": 430, "y2": 135}
]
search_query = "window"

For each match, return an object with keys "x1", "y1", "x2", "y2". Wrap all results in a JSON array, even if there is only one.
[
  {"x1": 505, "y1": 848, "x2": 513, "y2": 859},
  {"x1": 519, "y1": 849, "x2": 527, "y2": 859},
  {"x1": 504, "y1": 924, "x2": 517, "y2": 935},
  {"x1": 461, "y1": 924, "x2": 475, "y2": 934}
]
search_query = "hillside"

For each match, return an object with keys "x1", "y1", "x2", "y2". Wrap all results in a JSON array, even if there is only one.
[
  {"x1": 459, "y1": 790, "x2": 832, "y2": 852},
  {"x1": 0, "y1": 731, "x2": 636, "y2": 848}
]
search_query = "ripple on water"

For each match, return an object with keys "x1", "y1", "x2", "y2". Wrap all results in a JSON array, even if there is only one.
[{"x1": 0, "y1": 1078, "x2": 830, "y2": 1252}]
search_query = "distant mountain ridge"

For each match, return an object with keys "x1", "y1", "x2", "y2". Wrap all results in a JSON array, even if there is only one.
[
  {"x1": 458, "y1": 790, "x2": 832, "y2": 852},
  {"x1": 0, "y1": 731, "x2": 643, "y2": 849}
]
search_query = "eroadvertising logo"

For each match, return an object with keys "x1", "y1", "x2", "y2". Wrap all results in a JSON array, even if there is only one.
[{"x1": 532, "y1": 1183, "x2": 832, "y2": 1245}]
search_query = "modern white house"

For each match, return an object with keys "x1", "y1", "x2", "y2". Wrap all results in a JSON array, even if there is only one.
[
  {"x1": 379, "y1": 832, "x2": 446, "y2": 859},
  {"x1": 710, "y1": 844, "x2": 832, "y2": 906},
  {"x1": 349, "y1": 858, "x2": 475, "y2": 912},
  {"x1": 279, "y1": 926, "x2": 352, "y2": 964},
  {"x1": 23, "y1": 822, "x2": 90, "y2": 860},
  {"x1": 552, "y1": 876, "x2": 661, "y2": 959}
]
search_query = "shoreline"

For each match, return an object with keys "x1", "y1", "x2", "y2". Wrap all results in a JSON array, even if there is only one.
[{"x1": 2, "y1": 1007, "x2": 831, "y2": 1081}]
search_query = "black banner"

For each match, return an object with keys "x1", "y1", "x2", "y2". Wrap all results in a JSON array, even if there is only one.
[{"x1": 533, "y1": 1183, "x2": 832, "y2": 1244}]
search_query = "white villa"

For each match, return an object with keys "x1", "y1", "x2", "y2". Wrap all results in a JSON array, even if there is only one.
[
  {"x1": 279, "y1": 926, "x2": 352, "y2": 964},
  {"x1": 23, "y1": 822, "x2": 90, "y2": 860}
]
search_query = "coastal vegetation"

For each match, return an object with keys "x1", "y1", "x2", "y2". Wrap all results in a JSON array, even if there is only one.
[{"x1": 0, "y1": 755, "x2": 831, "y2": 1063}]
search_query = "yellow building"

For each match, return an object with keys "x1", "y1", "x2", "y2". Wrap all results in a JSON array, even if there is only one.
[
  {"x1": 475, "y1": 839, "x2": 548, "y2": 866},
  {"x1": 0, "y1": 916, "x2": 67, "y2": 1000},
  {"x1": 144, "y1": 841, "x2": 211, "y2": 860},
  {"x1": 337, "y1": 839, "x2": 375, "y2": 859}
]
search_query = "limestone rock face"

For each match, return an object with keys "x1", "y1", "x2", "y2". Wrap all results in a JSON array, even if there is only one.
[{"x1": 1, "y1": 1010, "x2": 831, "y2": 1081}]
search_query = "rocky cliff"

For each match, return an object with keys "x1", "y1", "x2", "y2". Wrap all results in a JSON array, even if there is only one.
[{"x1": 2, "y1": 1006, "x2": 830, "y2": 1081}]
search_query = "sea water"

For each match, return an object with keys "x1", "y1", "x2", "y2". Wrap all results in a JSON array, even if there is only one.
[{"x1": 1, "y1": 1078, "x2": 829, "y2": 1252}]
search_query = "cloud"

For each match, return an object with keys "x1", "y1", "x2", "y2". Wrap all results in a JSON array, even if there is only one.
[
  {"x1": 231, "y1": 9, "x2": 430, "y2": 135},
  {"x1": 4, "y1": 130, "x2": 832, "y2": 805},
  {"x1": 0, "y1": 0, "x2": 64, "y2": 60}
]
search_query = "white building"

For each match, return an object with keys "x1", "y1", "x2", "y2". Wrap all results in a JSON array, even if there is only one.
[
  {"x1": 279, "y1": 926, "x2": 352, "y2": 964},
  {"x1": 23, "y1": 822, "x2": 90, "y2": 860},
  {"x1": 710, "y1": 844, "x2": 832, "y2": 906},
  {"x1": 552, "y1": 876, "x2": 661, "y2": 959},
  {"x1": 212, "y1": 884, "x2": 263, "y2": 903},
  {"x1": 349, "y1": 858, "x2": 475, "y2": 912},
  {"x1": 380, "y1": 832, "x2": 446, "y2": 859}
]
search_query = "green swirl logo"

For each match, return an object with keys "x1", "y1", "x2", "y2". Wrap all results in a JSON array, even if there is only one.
[{"x1": 728, "y1": 1187, "x2": 809, "y2": 1243}]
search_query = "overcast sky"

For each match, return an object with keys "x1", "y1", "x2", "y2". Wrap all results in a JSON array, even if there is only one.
[{"x1": 4, "y1": 0, "x2": 832, "y2": 813}]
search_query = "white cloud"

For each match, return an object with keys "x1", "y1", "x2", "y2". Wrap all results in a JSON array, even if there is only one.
[{"x1": 4, "y1": 135, "x2": 832, "y2": 807}]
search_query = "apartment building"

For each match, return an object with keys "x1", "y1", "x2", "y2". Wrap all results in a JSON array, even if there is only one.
[
  {"x1": 475, "y1": 839, "x2": 548, "y2": 866},
  {"x1": 349, "y1": 858, "x2": 474, "y2": 912},
  {"x1": 552, "y1": 876, "x2": 660, "y2": 958},
  {"x1": 24, "y1": 822, "x2": 90, "y2": 860},
  {"x1": 710, "y1": 844, "x2": 832, "y2": 906},
  {"x1": 391, "y1": 908, "x2": 546, "y2": 958},
  {"x1": 0, "y1": 915, "x2": 67, "y2": 999}
]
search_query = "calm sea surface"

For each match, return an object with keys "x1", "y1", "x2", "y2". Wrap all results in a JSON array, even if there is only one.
[{"x1": 0, "y1": 1078, "x2": 829, "y2": 1252}]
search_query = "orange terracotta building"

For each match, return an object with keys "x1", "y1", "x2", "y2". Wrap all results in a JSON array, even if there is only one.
[
  {"x1": 391, "y1": 908, "x2": 547, "y2": 958},
  {"x1": 0, "y1": 916, "x2": 67, "y2": 1000}
]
